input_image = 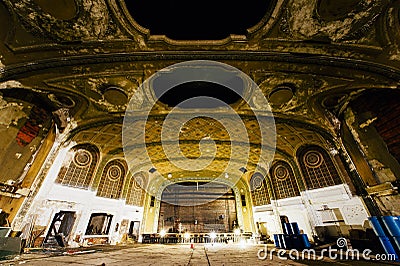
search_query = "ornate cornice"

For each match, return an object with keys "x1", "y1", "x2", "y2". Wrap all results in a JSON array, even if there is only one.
[{"x1": 2, "y1": 51, "x2": 400, "y2": 81}]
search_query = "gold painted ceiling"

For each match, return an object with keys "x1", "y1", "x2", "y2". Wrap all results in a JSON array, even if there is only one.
[{"x1": 0, "y1": 0, "x2": 399, "y2": 186}]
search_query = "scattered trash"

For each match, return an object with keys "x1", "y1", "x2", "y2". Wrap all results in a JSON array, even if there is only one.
[{"x1": 63, "y1": 250, "x2": 96, "y2": 255}]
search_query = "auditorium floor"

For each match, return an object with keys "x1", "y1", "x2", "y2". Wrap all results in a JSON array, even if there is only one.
[{"x1": 1, "y1": 244, "x2": 398, "y2": 266}]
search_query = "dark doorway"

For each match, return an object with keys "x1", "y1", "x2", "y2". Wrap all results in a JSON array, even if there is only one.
[
  {"x1": 129, "y1": 221, "x2": 141, "y2": 241},
  {"x1": 44, "y1": 211, "x2": 76, "y2": 247},
  {"x1": 85, "y1": 213, "x2": 113, "y2": 235}
]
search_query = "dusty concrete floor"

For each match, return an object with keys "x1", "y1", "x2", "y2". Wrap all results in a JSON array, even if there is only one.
[{"x1": 0, "y1": 244, "x2": 399, "y2": 266}]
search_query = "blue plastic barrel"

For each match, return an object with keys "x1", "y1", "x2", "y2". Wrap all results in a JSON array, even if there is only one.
[
  {"x1": 300, "y1": 234, "x2": 311, "y2": 248},
  {"x1": 291, "y1": 235, "x2": 302, "y2": 249},
  {"x1": 282, "y1": 223, "x2": 288, "y2": 234},
  {"x1": 284, "y1": 223, "x2": 293, "y2": 235},
  {"x1": 273, "y1": 234, "x2": 280, "y2": 248},
  {"x1": 279, "y1": 234, "x2": 286, "y2": 249},
  {"x1": 397, "y1": 216, "x2": 400, "y2": 230},
  {"x1": 379, "y1": 236, "x2": 399, "y2": 260},
  {"x1": 383, "y1": 216, "x2": 400, "y2": 237},
  {"x1": 284, "y1": 234, "x2": 292, "y2": 249},
  {"x1": 392, "y1": 236, "x2": 400, "y2": 251},
  {"x1": 369, "y1": 217, "x2": 386, "y2": 237},
  {"x1": 291, "y1": 222, "x2": 300, "y2": 235}
]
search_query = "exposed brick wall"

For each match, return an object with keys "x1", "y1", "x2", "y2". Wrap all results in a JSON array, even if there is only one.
[{"x1": 353, "y1": 90, "x2": 400, "y2": 164}]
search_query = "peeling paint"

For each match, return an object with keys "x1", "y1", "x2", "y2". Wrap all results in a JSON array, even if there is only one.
[
  {"x1": 0, "y1": 80, "x2": 24, "y2": 89},
  {"x1": 287, "y1": 0, "x2": 383, "y2": 41},
  {"x1": 0, "y1": 58, "x2": 4, "y2": 70},
  {"x1": 0, "y1": 96, "x2": 26, "y2": 127},
  {"x1": 8, "y1": 0, "x2": 126, "y2": 42},
  {"x1": 389, "y1": 53, "x2": 400, "y2": 61},
  {"x1": 359, "y1": 117, "x2": 377, "y2": 128},
  {"x1": 369, "y1": 159, "x2": 397, "y2": 182},
  {"x1": 345, "y1": 106, "x2": 399, "y2": 185}
]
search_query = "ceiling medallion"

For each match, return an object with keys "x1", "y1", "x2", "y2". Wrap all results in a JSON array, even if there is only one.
[
  {"x1": 304, "y1": 150, "x2": 323, "y2": 168},
  {"x1": 48, "y1": 94, "x2": 75, "y2": 108},
  {"x1": 269, "y1": 85, "x2": 294, "y2": 106},
  {"x1": 107, "y1": 164, "x2": 122, "y2": 181},
  {"x1": 134, "y1": 177, "x2": 144, "y2": 189},
  {"x1": 133, "y1": 179, "x2": 142, "y2": 190},
  {"x1": 103, "y1": 86, "x2": 128, "y2": 106},
  {"x1": 134, "y1": 174, "x2": 145, "y2": 188},
  {"x1": 250, "y1": 173, "x2": 264, "y2": 191},
  {"x1": 74, "y1": 150, "x2": 92, "y2": 167},
  {"x1": 274, "y1": 164, "x2": 289, "y2": 180}
]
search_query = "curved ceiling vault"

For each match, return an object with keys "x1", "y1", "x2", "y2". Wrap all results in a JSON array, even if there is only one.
[{"x1": 0, "y1": 0, "x2": 400, "y2": 193}]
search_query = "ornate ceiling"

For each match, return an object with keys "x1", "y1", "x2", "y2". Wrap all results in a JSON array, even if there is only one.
[{"x1": 0, "y1": 0, "x2": 400, "y2": 186}]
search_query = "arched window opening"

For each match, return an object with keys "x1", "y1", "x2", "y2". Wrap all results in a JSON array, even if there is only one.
[
  {"x1": 97, "y1": 160, "x2": 126, "y2": 199},
  {"x1": 250, "y1": 172, "x2": 270, "y2": 206},
  {"x1": 270, "y1": 161, "x2": 300, "y2": 200},
  {"x1": 126, "y1": 172, "x2": 147, "y2": 206},
  {"x1": 297, "y1": 145, "x2": 342, "y2": 190},
  {"x1": 56, "y1": 144, "x2": 99, "y2": 189}
]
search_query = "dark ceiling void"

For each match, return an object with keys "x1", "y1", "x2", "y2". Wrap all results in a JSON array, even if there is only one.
[
  {"x1": 156, "y1": 81, "x2": 243, "y2": 108},
  {"x1": 124, "y1": 0, "x2": 275, "y2": 40}
]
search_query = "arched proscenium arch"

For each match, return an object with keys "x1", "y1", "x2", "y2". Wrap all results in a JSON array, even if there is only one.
[
  {"x1": 123, "y1": 60, "x2": 276, "y2": 206},
  {"x1": 143, "y1": 176, "x2": 252, "y2": 234}
]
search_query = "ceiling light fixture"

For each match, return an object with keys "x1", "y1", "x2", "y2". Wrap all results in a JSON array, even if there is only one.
[
  {"x1": 149, "y1": 167, "x2": 157, "y2": 173},
  {"x1": 239, "y1": 167, "x2": 247, "y2": 173}
]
